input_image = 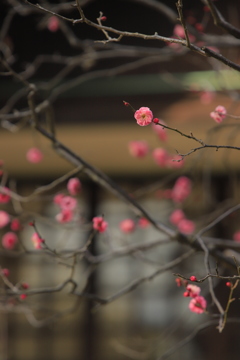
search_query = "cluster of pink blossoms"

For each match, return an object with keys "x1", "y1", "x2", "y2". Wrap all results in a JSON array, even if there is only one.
[
  {"x1": 176, "y1": 277, "x2": 207, "y2": 314},
  {"x1": 210, "y1": 105, "x2": 227, "y2": 123},
  {"x1": 171, "y1": 176, "x2": 192, "y2": 203},
  {"x1": 54, "y1": 177, "x2": 81, "y2": 224},
  {"x1": 91, "y1": 216, "x2": 150, "y2": 234},
  {"x1": 0, "y1": 195, "x2": 21, "y2": 249},
  {"x1": 169, "y1": 209, "x2": 195, "y2": 235},
  {"x1": 130, "y1": 109, "x2": 184, "y2": 168},
  {"x1": 159, "y1": 176, "x2": 192, "y2": 203},
  {"x1": 119, "y1": 217, "x2": 150, "y2": 233}
]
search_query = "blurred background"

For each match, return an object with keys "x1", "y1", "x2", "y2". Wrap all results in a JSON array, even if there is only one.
[{"x1": 1, "y1": 0, "x2": 240, "y2": 359}]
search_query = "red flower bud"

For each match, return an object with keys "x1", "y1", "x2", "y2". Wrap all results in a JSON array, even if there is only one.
[
  {"x1": 190, "y1": 275, "x2": 197, "y2": 282},
  {"x1": 20, "y1": 294, "x2": 27, "y2": 300}
]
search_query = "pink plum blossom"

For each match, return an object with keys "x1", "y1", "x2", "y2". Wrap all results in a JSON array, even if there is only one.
[
  {"x1": 119, "y1": 219, "x2": 135, "y2": 233},
  {"x1": 10, "y1": 219, "x2": 21, "y2": 231},
  {"x1": 0, "y1": 187, "x2": 11, "y2": 204},
  {"x1": 31, "y1": 232, "x2": 44, "y2": 249},
  {"x1": 152, "y1": 120, "x2": 168, "y2": 142},
  {"x1": 53, "y1": 193, "x2": 65, "y2": 205},
  {"x1": 26, "y1": 147, "x2": 43, "y2": 163},
  {"x1": 169, "y1": 209, "x2": 185, "y2": 225},
  {"x1": 175, "y1": 278, "x2": 182, "y2": 287},
  {"x1": 134, "y1": 107, "x2": 153, "y2": 126},
  {"x1": 178, "y1": 219, "x2": 195, "y2": 234},
  {"x1": 173, "y1": 24, "x2": 186, "y2": 38},
  {"x1": 2, "y1": 232, "x2": 18, "y2": 250},
  {"x1": 0, "y1": 211, "x2": 10, "y2": 228},
  {"x1": 152, "y1": 148, "x2": 169, "y2": 167},
  {"x1": 48, "y1": 16, "x2": 59, "y2": 32},
  {"x1": 173, "y1": 24, "x2": 195, "y2": 42},
  {"x1": 200, "y1": 91, "x2": 215, "y2": 104},
  {"x1": 210, "y1": 105, "x2": 227, "y2": 123},
  {"x1": 56, "y1": 209, "x2": 73, "y2": 223},
  {"x1": 59, "y1": 196, "x2": 77, "y2": 210},
  {"x1": 128, "y1": 141, "x2": 149, "y2": 158},
  {"x1": 67, "y1": 178, "x2": 82, "y2": 195},
  {"x1": 138, "y1": 217, "x2": 150, "y2": 228},
  {"x1": 186, "y1": 284, "x2": 201, "y2": 298},
  {"x1": 171, "y1": 176, "x2": 192, "y2": 203},
  {"x1": 92, "y1": 216, "x2": 108, "y2": 233},
  {"x1": 189, "y1": 295, "x2": 207, "y2": 314}
]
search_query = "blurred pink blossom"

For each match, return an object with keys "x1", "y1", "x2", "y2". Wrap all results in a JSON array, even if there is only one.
[
  {"x1": 152, "y1": 120, "x2": 168, "y2": 142},
  {"x1": 119, "y1": 219, "x2": 135, "y2": 233},
  {"x1": 0, "y1": 187, "x2": 11, "y2": 204},
  {"x1": 59, "y1": 196, "x2": 77, "y2": 210},
  {"x1": 31, "y1": 232, "x2": 44, "y2": 249},
  {"x1": 152, "y1": 148, "x2": 169, "y2": 167},
  {"x1": 92, "y1": 216, "x2": 108, "y2": 233},
  {"x1": 53, "y1": 193, "x2": 65, "y2": 205},
  {"x1": 200, "y1": 91, "x2": 215, "y2": 104},
  {"x1": 67, "y1": 178, "x2": 82, "y2": 195},
  {"x1": 48, "y1": 16, "x2": 59, "y2": 32},
  {"x1": 56, "y1": 209, "x2": 73, "y2": 223},
  {"x1": 189, "y1": 295, "x2": 207, "y2": 314},
  {"x1": 233, "y1": 231, "x2": 240, "y2": 242},
  {"x1": 178, "y1": 219, "x2": 195, "y2": 234},
  {"x1": 10, "y1": 218, "x2": 21, "y2": 231},
  {"x1": 138, "y1": 217, "x2": 150, "y2": 228},
  {"x1": 172, "y1": 176, "x2": 192, "y2": 203},
  {"x1": 210, "y1": 105, "x2": 227, "y2": 123},
  {"x1": 169, "y1": 209, "x2": 185, "y2": 225},
  {"x1": 173, "y1": 24, "x2": 195, "y2": 42},
  {"x1": 26, "y1": 147, "x2": 43, "y2": 163},
  {"x1": 128, "y1": 141, "x2": 149, "y2": 158},
  {"x1": 2, "y1": 232, "x2": 18, "y2": 250},
  {"x1": 0, "y1": 211, "x2": 10, "y2": 228},
  {"x1": 1, "y1": 268, "x2": 9, "y2": 277},
  {"x1": 186, "y1": 284, "x2": 201, "y2": 298}
]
